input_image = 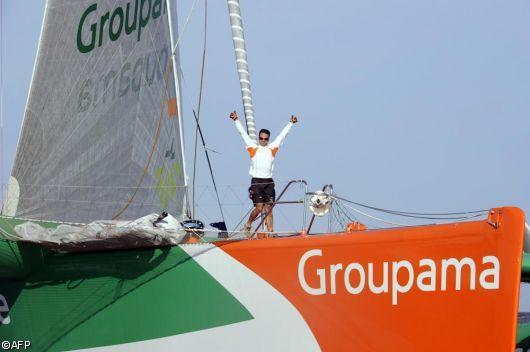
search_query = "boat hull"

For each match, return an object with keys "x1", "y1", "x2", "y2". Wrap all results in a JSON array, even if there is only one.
[{"x1": 0, "y1": 207, "x2": 526, "y2": 351}]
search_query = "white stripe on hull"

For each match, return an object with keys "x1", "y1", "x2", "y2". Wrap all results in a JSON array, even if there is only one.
[{"x1": 71, "y1": 244, "x2": 320, "y2": 352}]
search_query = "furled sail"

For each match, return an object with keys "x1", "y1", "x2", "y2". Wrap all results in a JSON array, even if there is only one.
[{"x1": 3, "y1": 0, "x2": 187, "y2": 223}]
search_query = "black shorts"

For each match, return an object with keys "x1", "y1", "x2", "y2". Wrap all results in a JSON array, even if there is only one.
[{"x1": 249, "y1": 178, "x2": 275, "y2": 205}]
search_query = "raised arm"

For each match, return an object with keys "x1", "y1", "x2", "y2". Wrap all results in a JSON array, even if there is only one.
[
  {"x1": 230, "y1": 111, "x2": 256, "y2": 148},
  {"x1": 269, "y1": 115, "x2": 298, "y2": 148}
]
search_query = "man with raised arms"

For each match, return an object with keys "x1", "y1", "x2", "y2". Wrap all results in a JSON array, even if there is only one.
[{"x1": 229, "y1": 111, "x2": 298, "y2": 236}]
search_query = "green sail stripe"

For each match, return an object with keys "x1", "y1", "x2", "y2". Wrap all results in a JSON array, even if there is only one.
[{"x1": 0, "y1": 242, "x2": 252, "y2": 351}]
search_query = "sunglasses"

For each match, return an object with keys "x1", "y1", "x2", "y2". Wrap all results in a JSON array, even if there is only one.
[{"x1": 259, "y1": 137, "x2": 269, "y2": 141}]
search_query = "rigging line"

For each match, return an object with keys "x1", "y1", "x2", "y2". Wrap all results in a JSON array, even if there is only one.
[
  {"x1": 452, "y1": 212, "x2": 487, "y2": 222},
  {"x1": 111, "y1": 60, "x2": 173, "y2": 220},
  {"x1": 340, "y1": 202, "x2": 411, "y2": 227},
  {"x1": 229, "y1": 206, "x2": 255, "y2": 238},
  {"x1": 371, "y1": 211, "x2": 486, "y2": 221},
  {"x1": 178, "y1": 57, "x2": 226, "y2": 225},
  {"x1": 276, "y1": 205, "x2": 298, "y2": 232},
  {"x1": 330, "y1": 194, "x2": 488, "y2": 219},
  {"x1": 170, "y1": 0, "x2": 200, "y2": 57},
  {"x1": 334, "y1": 206, "x2": 348, "y2": 230},
  {"x1": 336, "y1": 201, "x2": 356, "y2": 224},
  {"x1": 192, "y1": 0, "x2": 208, "y2": 219},
  {"x1": 340, "y1": 200, "x2": 485, "y2": 227},
  {"x1": 190, "y1": 107, "x2": 226, "y2": 224}
]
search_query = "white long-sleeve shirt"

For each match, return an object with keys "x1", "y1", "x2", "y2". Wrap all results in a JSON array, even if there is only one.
[{"x1": 234, "y1": 119, "x2": 293, "y2": 178}]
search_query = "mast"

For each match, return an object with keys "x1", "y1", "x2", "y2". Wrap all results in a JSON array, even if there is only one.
[
  {"x1": 167, "y1": 0, "x2": 190, "y2": 219},
  {"x1": 226, "y1": 0, "x2": 257, "y2": 142}
]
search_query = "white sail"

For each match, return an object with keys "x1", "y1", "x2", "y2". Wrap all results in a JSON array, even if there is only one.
[{"x1": 4, "y1": 0, "x2": 186, "y2": 223}]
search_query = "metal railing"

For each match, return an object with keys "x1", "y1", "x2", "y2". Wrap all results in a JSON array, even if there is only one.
[{"x1": 251, "y1": 179, "x2": 308, "y2": 238}]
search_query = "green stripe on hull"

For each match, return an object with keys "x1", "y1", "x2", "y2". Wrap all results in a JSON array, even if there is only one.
[
  {"x1": 522, "y1": 253, "x2": 530, "y2": 282},
  {"x1": 0, "y1": 241, "x2": 252, "y2": 351},
  {"x1": 518, "y1": 320, "x2": 530, "y2": 349}
]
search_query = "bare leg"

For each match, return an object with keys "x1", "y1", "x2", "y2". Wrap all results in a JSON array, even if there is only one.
[
  {"x1": 245, "y1": 203, "x2": 264, "y2": 229},
  {"x1": 264, "y1": 204, "x2": 274, "y2": 233}
]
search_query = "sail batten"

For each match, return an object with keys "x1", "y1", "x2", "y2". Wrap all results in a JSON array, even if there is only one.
[{"x1": 3, "y1": 0, "x2": 187, "y2": 223}]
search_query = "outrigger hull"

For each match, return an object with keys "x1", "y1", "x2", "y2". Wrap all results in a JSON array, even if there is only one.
[{"x1": 0, "y1": 207, "x2": 527, "y2": 351}]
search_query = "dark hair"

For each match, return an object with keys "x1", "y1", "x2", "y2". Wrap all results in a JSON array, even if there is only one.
[{"x1": 259, "y1": 129, "x2": 271, "y2": 137}]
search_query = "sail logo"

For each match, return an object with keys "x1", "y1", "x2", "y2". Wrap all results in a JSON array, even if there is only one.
[
  {"x1": 0, "y1": 294, "x2": 11, "y2": 325},
  {"x1": 155, "y1": 163, "x2": 181, "y2": 209},
  {"x1": 298, "y1": 249, "x2": 500, "y2": 305},
  {"x1": 77, "y1": 0, "x2": 168, "y2": 54},
  {"x1": 77, "y1": 46, "x2": 169, "y2": 112}
]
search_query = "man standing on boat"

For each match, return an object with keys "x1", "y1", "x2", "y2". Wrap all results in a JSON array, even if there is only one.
[{"x1": 229, "y1": 111, "x2": 298, "y2": 236}]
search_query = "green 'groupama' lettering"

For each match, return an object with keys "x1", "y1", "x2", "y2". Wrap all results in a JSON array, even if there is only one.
[{"x1": 77, "y1": 0, "x2": 167, "y2": 54}]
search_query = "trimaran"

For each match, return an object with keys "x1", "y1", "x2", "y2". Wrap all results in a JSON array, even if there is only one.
[{"x1": 0, "y1": 0, "x2": 529, "y2": 351}]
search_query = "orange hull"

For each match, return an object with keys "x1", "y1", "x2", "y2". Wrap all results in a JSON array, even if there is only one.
[{"x1": 219, "y1": 207, "x2": 525, "y2": 351}]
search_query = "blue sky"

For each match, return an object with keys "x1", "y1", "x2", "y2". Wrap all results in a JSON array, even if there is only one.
[{"x1": 1, "y1": 0, "x2": 529, "y2": 309}]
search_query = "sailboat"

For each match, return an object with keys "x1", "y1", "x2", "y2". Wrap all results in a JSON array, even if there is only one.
[{"x1": 1, "y1": 0, "x2": 529, "y2": 351}]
